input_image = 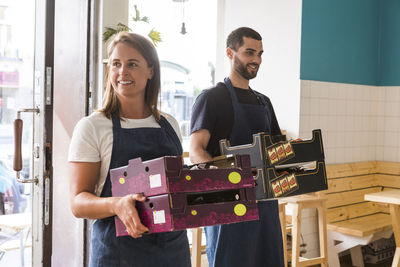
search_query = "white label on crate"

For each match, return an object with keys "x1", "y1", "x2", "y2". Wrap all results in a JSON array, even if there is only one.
[
  {"x1": 153, "y1": 210, "x2": 166, "y2": 224},
  {"x1": 149, "y1": 174, "x2": 162, "y2": 188}
]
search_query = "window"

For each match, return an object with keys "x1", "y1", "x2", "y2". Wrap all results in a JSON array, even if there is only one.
[{"x1": 128, "y1": 0, "x2": 217, "y2": 152}]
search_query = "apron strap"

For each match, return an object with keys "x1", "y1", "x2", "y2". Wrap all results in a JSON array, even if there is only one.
[
  {"x1": 159, "y1": 115, "x2": 183, "y2": 155},
  {"x1": 111, "y1": 114, "x2": 122, "y2": 129},
  {"x1": 224, "y1": 77, "x2": 239, "y2": 104}
]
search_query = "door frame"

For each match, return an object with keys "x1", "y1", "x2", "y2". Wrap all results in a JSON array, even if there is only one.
[
  {"x1": 51, "y1": 0, "x2": 91, "y2": 266},
  {"x1": 31, "y1": 0, "x2": 55, "y2": 265}
]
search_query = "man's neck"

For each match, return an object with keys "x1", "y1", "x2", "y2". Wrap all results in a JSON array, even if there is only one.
[{"x1": 229, "y1": 73, "x2": 249, "y2": 89}]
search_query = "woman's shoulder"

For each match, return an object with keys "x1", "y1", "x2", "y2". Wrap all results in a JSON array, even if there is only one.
[
  {"x1": 85, "y1": 111, "x2": 111, "y2": 123},
  {"x1": 74, "y1": 112, "x2": 112, "y2": 133},
  {"x1": 160, "y1": 112, "x2": 182, "y2": 141},
  {"x1": 160, "y1": 112, "x2": 179, "y2": 127}
]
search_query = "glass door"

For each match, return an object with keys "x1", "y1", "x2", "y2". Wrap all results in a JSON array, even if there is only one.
[{"x1": 0, "y1": 0, "x2": 54, "y2": 266}]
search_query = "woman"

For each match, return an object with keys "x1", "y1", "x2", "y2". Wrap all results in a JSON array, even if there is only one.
[{"x1": 68, "y1": 32, "x2": 191, "y2": 267}]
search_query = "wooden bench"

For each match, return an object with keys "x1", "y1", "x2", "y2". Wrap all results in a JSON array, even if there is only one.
[{"x1": 320, "y1": 161, "x2": 400, "y2": 267}]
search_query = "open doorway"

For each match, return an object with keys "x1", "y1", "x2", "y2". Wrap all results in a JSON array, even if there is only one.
[{"x1": 0, "y1": 1, "x2": 34, "y2": 265}]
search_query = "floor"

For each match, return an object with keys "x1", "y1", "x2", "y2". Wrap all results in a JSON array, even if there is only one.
[
  {"x1": 199, "y1": 253, "x2": 393, "y2": 267},
  {"x1": 0, "y1": 248, "x2": 393, "y2": 267}
]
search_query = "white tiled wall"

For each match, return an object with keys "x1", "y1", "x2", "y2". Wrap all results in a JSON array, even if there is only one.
[
  {"x1": 296, "y1": 80, "x2": 400, "y2": 258},
  {"x1": 299, "y1": 80, "x2": 400, "y2": 164}
]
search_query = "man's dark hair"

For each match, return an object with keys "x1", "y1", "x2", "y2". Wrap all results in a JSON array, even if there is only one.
[{"x1": 226, "y1": 27, "x2": 262, "y2": 51}]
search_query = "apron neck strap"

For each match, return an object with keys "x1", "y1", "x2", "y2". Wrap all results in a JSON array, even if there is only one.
[
  {"x1": 111, "y1": 114, "x2": 122, "y2": 129},
  {"x1": 224, "y1": 77, "x2": 239, "y2": 103}
]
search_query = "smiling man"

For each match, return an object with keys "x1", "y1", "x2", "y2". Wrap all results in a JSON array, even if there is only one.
[{"x1": 190, "y1": 27, "x2": 284, "y2": 267}]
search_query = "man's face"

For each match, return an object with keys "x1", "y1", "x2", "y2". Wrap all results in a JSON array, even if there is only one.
[{"x1": 230, "y1": 37, "x2": 263, "y2": 80}]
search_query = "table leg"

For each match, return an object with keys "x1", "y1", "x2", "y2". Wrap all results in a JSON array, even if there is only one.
[
  {"x1": 291, "y1": 203, "x2": 301, "y2": 267},
  {"x1": 390, "y1": 204, "x2": 400, "y2": 267},
  {"x1": 317, "y1": 203, "x2": 328, "y2": 267},
  {"x1": 19, "y1": 229, "x2": 24, "y2": 267}
]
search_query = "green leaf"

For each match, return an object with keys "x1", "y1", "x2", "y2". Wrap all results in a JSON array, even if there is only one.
[
  {"x1": 103, "y1": 27, "x2": 117, "y2": 42},
  {"x1": 103, "y1": 5, "x2": 162, "y2": 45},
  {"x1": 133, "y1": 4, "x2": 140, "y2": 21},
  {"x1": 148, "y1": 29, "x2": 162, "y2": 46},
  {"x1": 116, "y1": 23, "x2": 131, "y2": 32},
  {"x1": 102, "y1": 23, "x2": 131, "y2": 42},
  {"x1": 141, "y1": 16, "x2": 149, "y2": 23}
]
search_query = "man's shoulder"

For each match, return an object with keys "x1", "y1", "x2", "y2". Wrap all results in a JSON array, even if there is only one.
[{"x1": 200, "y1": 82, "x2": 229, "y2": 98}]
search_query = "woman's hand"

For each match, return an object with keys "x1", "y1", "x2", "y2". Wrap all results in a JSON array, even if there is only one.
[{"x1": 114, "y1": 194, "x2": 149, "y2": 238}]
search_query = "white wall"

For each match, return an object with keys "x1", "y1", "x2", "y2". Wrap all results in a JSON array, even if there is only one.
[
  {"x1": 300, "y1": 80, "x2": 400, "y2": 164},
  {"x1": 216, "y1": 0, "x2": 302, "y2": 138}
]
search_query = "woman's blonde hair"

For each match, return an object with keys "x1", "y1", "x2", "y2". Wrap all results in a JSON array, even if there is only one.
[{"x1": 99, "y1": 31, "x2": 161, "y2": 120}]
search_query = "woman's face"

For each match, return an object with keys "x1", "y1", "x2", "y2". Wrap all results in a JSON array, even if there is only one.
[{"x1": 109, "y1": 42, "x2": 153, "y2": 100}]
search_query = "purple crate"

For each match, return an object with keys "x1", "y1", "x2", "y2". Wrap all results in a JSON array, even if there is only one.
[
  {"x1": 114, "y1": 187, "x2": 258, "y2": 235},
  {"x1": 110, "y1": 154, "x2": 254, "y2": 197}
]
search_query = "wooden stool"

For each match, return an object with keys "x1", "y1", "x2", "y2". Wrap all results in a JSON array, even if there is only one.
[
  {"x1": 282, "y1": 194, "x2": 328, "y2": 267},
  {"x1": 191, "y1": 227, "x2": 203, "y2": 267}
]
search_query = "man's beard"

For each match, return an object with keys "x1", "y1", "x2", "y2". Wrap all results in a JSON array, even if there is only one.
[{"x1": 233, "y1": 55, "x2": 259, "y2": 80}]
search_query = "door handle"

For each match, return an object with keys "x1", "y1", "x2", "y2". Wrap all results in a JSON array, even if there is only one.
[{"x1": 14, "y1": 108, "x2": 40, "y2": 184}]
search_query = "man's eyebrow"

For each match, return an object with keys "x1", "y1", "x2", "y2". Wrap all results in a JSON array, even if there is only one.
[{"x1": 244, "y1": 48, "x2": 264, "y2": 54}]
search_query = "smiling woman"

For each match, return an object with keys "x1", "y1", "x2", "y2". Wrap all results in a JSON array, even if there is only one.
[
  {"x1": 100, "y1": 32, "x2": 161, "y2": 120},
  {"x1": 68, "y1": 32, "x2": 191, "y2": 267},
  {"x1": 108, "y1": 42, "x2": 154, "y2": 116}
]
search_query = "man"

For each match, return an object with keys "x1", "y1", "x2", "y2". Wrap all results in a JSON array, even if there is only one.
[{"x1": 190, "y1": 27, "x2": 284, "y2": 267}]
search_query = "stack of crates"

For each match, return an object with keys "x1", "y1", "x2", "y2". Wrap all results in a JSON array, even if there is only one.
[{"x1": 362, "y1": 235, "x2": 396, "y2": 264}]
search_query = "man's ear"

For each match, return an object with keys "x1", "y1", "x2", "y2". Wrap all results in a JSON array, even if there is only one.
[{"x1": 226, "y1": 47, "x2": 234, "y2": 59}]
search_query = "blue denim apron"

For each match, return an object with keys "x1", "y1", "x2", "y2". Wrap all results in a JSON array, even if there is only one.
[
  {"x1": 90, "y1": 115, "x2": 191, "y2": 267},
  {"x1": 204, "y1": 78, "x2": 285, "y2": 267}
]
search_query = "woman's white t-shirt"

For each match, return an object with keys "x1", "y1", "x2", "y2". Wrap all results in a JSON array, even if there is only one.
[{"x1": 68, "y1": 111, "x2": 182, "y2": 196}]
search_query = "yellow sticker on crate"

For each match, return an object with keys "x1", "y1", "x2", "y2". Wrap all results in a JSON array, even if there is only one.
[
  {"x1": 234, "y1": 204, "x2": 247, "y2": 216},
  {"x1": 228, "y1": 172, "x2": 241, "y2": 184}
]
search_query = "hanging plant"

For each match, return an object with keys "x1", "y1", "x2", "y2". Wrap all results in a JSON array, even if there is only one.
[{"x1": 102, "y1": 5, "x2": 162, "y2": 46}]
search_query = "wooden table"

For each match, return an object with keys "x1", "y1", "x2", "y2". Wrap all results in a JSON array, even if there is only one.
[
  {"x1": 365, "y1": 190, "x2": 400, "y2": 267},
  {"x1": 0, "y1": 213, "x2": 31, "y2": 266}
]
